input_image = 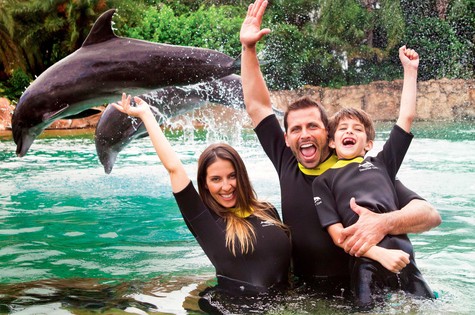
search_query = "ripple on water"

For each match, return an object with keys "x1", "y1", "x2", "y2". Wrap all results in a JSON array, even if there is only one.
[{"x1": 1, "y1": 124, "x2": 474, "y2": 313}]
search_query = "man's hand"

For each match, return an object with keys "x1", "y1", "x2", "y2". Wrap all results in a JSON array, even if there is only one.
[
  {"x1": 240, "y1": 0, "x2": 271, "y2": 48},
  {"x1": 338, "y1": 198, "x2": 390, "y2": 257}
]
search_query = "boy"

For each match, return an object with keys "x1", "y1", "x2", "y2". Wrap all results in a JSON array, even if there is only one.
[{"x1": 312, "y1": 46, "x2": 435, "y2": 309}]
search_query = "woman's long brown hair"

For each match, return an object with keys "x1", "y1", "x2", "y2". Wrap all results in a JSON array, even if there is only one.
[{"x1": 197, "y1": 143, "x2": 288, "y2": 256}]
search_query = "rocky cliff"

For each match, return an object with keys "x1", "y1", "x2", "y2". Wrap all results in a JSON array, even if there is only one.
[
  {"x1": 270, "y1": 78, "x2": 475, "y2": 121},
  {"x1": 1, "y1": 78, "x2": 474, "y2": 132}
]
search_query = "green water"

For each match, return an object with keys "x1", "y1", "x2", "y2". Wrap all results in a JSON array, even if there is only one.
[{"x1": 0, "y1": 121, "x2": 474, "y2": 314}]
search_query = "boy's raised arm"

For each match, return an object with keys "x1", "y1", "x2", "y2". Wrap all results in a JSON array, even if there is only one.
[{"x1": 396, "y1": 45, "x2": 419, "y2": 133}]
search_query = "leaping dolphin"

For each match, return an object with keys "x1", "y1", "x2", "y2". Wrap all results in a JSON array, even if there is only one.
[
  {"x1": 12, "y1": 8, "x2": 240, "y2": 157},
  {"x1": 95, "y1": 74, "x2": 244, "y2": 174}
]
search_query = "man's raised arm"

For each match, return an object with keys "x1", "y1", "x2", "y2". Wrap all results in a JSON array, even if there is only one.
[{"x1": 240, "y1": 0, "x2": 274, "y2": 127}]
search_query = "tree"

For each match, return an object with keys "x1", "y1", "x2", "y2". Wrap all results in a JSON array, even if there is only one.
[
  {"x1": 120, "y1": 4, "x2": 243, "y2": 57},
  {"x1": 1, "y1": 0, "x2": 473, "y2": 95},
  {"x1": 402, "y1": 0, "x2": 474, "y2": 80},
  {"x1": 0, "y1": 0, "x2": 123, "y2": 77},
  {"x1": 0, "y1": 0, "x2": 27, "y2": 77}
]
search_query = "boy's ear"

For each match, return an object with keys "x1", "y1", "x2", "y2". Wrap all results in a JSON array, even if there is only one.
[
  {"x1": 329, "y1": 139, "x2": 336, "y2": 149},
  {"x1": 365, "y1": 140, "x2": 374, "y2": 152}
]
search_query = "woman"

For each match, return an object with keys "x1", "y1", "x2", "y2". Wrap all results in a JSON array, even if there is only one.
[{"x1": 112, "y1": 94, "x2": 291, "y2": 296}]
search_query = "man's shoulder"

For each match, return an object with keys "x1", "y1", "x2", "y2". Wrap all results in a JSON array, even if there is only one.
[{"x1": 255, "y1": 113, "x2": 279, "y2": 132}]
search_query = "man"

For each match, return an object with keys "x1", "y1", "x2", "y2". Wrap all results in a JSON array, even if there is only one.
[{"x1": 240, "y1": 0, "x2": 441, "y2": 295}]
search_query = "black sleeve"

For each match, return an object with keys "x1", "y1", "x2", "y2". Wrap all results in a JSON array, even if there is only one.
[
  {"x1": 254, "y1": 114, "x2": 288, "y2": 174},
  {"x1": 378, "y1": 124, "x2": 414, "y2": 180},
  {"x1": 395, "y1": 179, "x2": 425, "y2": 207},
  {"x1": 312, "y1": 176, "x2": 341, "y2": 229},
  {"x1": 173, "y1": 181, "x2": 227, "y2": 251}
]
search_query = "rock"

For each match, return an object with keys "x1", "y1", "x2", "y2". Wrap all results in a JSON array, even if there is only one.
[
  {"x1": 0, "y1": 98, "x2": 14, "y2": 131},
  {"x1": 48, "y1": 106, "x2": 105, "y2": 129},
  {"x1": 270, "y1": 79, "x2": 475, "y2": 121}
]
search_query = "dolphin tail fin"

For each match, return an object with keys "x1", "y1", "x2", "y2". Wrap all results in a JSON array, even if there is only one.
[
  {"x1": 231, "y1": 54, "x2": 241, "y2": 71},
  {"x1": 258, "y1": 59, "x2": 270, "y2": 66},
  {"x1": 231, "y1": 53, "x2": 269, "y2": 68}
]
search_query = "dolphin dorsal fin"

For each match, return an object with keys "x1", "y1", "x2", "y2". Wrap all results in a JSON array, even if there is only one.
[{"x1": 82, "y1": 9, "x2": 117, "y2": 47}]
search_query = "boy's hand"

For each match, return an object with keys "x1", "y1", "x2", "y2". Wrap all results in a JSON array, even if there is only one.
[
  {"x1": 373, "y1": 247, "x2": 410, "y2": 273},
  {"x1": 399, "y1": 45, "x2": 419, "y2": 71}
]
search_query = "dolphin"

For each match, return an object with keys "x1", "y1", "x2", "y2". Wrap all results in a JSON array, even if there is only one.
[
  {"x1": 12, "y1": 8, "x2": 240, "y2": 157},
  {"x1": 95, "y1": 74, "x2": 244, "y2": 174}
]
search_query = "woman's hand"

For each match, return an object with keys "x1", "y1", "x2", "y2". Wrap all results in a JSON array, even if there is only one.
[{"x1": 111, "y1": 93, "x2": 153, "y2": 119}]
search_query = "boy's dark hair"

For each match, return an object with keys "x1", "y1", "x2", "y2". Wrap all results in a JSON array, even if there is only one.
[{"x1": 328, "y1": 107, "x2": 375, "y2": 141}]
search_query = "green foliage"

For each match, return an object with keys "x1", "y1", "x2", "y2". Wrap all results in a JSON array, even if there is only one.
[
  {"x1": 262, "y1": 24, "x2": 306, "y2": 90},
  {"x1": 447, "y1": 0, "x2": 475, "y2": 77},
  {"x1": 107, "y1": 0, "x2": 152, "y2": 31},
  {"x1": 376, "y1": 0, "x2": 405, "y2": 51},
  {"x1": 315, "y1": 0, "x2": 369, "y2": 52},
  {"x1": 448, "y1": 0, "x2": 475, "y2": 43},
  {"x1": 2, "y1": 69, "x2": 31, "y2": 100},
  {"x1": 1, "y1": 0, "x2": 473, "y2": 94},
  {"x1": 400, "y1": 0, "x2": 438, "y2": 23},
  {"x1": 0, "y1": 0, "x2": 115, "y2": 76},
  {"x1": 404, "y1": 17, "x2": 473, "y2": 80},
  {"x1": 262, "y1": 23, "x2": 346, "y2": 90},
  {"x1": 346, "y1": 54, "x2": 401, "y2": 85},
  {"x1": 120, "y1": 5, "x2": 243, "y2": 57},
  {"x1": 268, "y1": 0, "x2": 320, "y2": 27}
]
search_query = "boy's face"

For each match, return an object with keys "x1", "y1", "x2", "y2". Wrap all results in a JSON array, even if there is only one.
[
  {"x1": 284, "y1": 107, "x2": 330, "y2": 169},
  {"x1": 329, "y1": 117, "x2": 373, "y2": 160}
]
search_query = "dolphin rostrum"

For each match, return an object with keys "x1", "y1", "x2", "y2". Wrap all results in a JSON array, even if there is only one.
[
  {"x1": 12, "y1": 8, "x2": 240, "y2": 157},
  {"x1": 95, "y1": 74, "x2": 244, "y2": 174}
]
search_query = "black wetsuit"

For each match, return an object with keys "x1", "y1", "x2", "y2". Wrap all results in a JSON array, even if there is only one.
[
  {"x1": 313, "y1": 125, "x2": 434, "y2": 308},
  {"x1": 173, "y1": 181, "x2": 291, "y2": 296},
  {"x1": 255, "y1": 115, "x2": 423, "y2": 296}
]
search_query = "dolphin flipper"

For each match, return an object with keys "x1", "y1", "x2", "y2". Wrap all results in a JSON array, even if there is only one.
[{"x1": 63, "y1": 109, "x2": 103, "y2": 119}]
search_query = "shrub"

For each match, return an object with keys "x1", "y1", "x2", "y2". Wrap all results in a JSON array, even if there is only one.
[
  {"x1": 3, "y1": 69, "x2": 31, "y2": 101},
  {"x1": 121, "y1": 4, "x2": 243, "y2": 57},
  {"x1": 404, "y1": 17, "x2": 472, "y2": 80}
]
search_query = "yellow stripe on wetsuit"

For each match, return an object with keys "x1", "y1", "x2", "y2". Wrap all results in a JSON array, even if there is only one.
[{"x1": 298, "y1": 154, "x2": 363, "y2": 175}]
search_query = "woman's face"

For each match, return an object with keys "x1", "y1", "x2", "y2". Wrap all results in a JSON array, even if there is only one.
[{"x1": 205, "y1": 158, "x2": 237, "y2": 208}]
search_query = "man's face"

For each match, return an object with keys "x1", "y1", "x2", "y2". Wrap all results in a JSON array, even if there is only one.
[{"x1": 284, "y1": 107, "x2": 329, "y2": 169}]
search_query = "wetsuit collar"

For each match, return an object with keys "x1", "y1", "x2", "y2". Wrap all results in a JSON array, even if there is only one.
[
  {"x1": 230, "y1": 207, "x2": 253, "y2": 218},
  {"x1": 331, "y1": 156, "x2": 364, "y2": 169},
  {"x1": 298, "y1": 153, "x2": 339, "y2": 176}
]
